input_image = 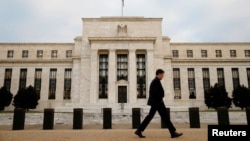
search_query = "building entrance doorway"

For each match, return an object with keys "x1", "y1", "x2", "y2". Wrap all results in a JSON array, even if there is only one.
[{"x1": 118, "y1": 86, "x2": 127, "y2": 103}]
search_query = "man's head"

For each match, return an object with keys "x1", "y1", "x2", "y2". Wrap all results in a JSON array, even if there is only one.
[{"x1": 156, "y1": 69, "x2": 164, "y2": 80}]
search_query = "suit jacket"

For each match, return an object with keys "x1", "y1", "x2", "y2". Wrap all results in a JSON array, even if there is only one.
[{"x1": 147, "y1": 77, "x2": 165, "y2": 106}]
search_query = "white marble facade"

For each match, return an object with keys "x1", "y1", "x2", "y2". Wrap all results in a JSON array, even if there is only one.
[{"x1": 0, "y1": 16, "x2": 250, "y2": 111}]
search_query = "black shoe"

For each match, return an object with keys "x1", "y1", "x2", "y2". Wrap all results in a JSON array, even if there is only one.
[
  {"x1": 135, "y1": 130, "x2": 146, "y2": 138},
  {"x1": 171, "y1": 132, "x2": 183, "y2": 138}
]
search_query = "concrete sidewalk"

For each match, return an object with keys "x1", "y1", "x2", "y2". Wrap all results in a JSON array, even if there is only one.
[{"x1": 0, "y1": 124, "x2": 208, "y2": 141}]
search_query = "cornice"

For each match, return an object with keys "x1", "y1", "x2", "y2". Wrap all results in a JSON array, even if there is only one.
[
  {"x1": 0, "y1": 59, "x2": 73, "y2": 64},
  {"x1": 88, "y1": 37, "x2": 156, "y2": 43}
]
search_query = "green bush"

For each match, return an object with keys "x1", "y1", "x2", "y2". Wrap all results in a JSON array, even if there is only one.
[
  {"x1": 13, "y1": 85, "x2": 39, "y2": 111},
  {"x1": 205, "y1": 83, "x2": 232, "y2": 109},
  {"x1": 0, "y1": 86, "x2": 13, "y2": 111},
  {"x1": 232, "y1": 85, "x2": 250, "y2": 110}
]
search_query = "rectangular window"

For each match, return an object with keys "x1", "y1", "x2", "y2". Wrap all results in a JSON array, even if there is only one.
[
  {"x1": 66, "y1": 50, "x2": 72, "y2": 58},
  {"x1": 19, "y1": 69, "x2": 27, "y2": 89},
  {"x1": 217, "y1": 68, "x2": 225, "y2": 86},
  {"x1": 34, "y1": 69, "x2": 42, "y2": 99},
  {"x1": 172, "y1": 50, "x2": 179, "y2": 58},
  {"x1": 51, "y1": 50, "x2": 58, "y2": 58},
  {"x1": 187, "y1": 50, "x2": 193, "y2": 58},
  {"x1": 232, "y1": 68, "x2": 240, "y2": 89},
  {"x1": 49, "y1": 69, "x2": 57, "y2": 99},
  {"x1": 137, "y1": 54, "x2": 146, "y2": 98},
  {"x1": 37, "y1": 50, "x2": 43, "y2": 58},
  {"x1": 202, "y1": 68, "x2": 210, "y2": 94},
  {"x1": 99, "y1": 54, "x2": 108, "y2": 99},
  {"x1": 230, "y1": 50, "x2": 236, "y2": 57},
  {"x1": 201, "y1": 50, "x2": 207, "y2": 58},
  {"x1": 245, "y1": 50, "x2": 250, "y2": 57},
  {"x1": 188, "y1": 68, "x2": 196, "y2": 99},
  {"x1": 247, "y1": 68, "x2": 250, "y2": 88},
  {"x1": 4, "y1": 69, "x2": 12, "y2": 91},
  {"x1": 22, "y1": 50, "x2": 28, "y2": 58},
  {"x1": 64, "y1": 69, "x2": 72, "y2": 99},
  {"x1": 173, "y1": 68, "x2": 181, "y2": 99},
  {"x1": 7, "y1": 50, "x2": 14, "y2": 58},
  {"x1": 216, "y1": 50, "x2": 222, "y2": 57},
  {"x1": 117, "y1": 54, "x2": 128, "y2": 81}
]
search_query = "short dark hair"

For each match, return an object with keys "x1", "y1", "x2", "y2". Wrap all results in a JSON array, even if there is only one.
[{"x1": 156, "y1": 69, "x2": 165, "y2": 75}]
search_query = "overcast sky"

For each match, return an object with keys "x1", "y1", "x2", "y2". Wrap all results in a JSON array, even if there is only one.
[{"x1": 0, "y1": 0, "x2": 250, "y2": 43}]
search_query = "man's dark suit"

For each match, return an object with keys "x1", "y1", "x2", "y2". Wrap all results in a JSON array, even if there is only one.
[{"x1": 137, "y1": 77, "x2": 176, "y2": 134}]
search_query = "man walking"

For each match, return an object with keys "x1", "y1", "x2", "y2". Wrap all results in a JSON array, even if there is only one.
[{"x1": 135, "y1": 69, "x2": 183, "y2": 138}]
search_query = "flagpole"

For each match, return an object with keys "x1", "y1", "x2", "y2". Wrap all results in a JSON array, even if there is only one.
[{"x1": 122, "y1": 0, "x2": 124, "y2": 16}]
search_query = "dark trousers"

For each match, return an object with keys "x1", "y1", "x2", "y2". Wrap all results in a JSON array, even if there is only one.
[{"x1": 137, "y1": 102, "x2": 176, "y2": 134}]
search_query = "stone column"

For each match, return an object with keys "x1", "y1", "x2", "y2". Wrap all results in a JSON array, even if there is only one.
[
  {"x1": 164, "y1": 59, "x2": 174, "y2": 103},
  {"x1": 26, "y1": 68, "x2": 34, "y2": 87},
  {"x1": 147, "y1": 50, "x2": 154, "y2": 99},
  {"x1": 40, "y1": 68, "x2": 50, "y2": 108},
  {"x1": 108, "y1": 49, "x2": 116, "y2": 104},
  {"x1": 71, "y1": 59, "x2": 81, "y2": 103},
  {"x1": 56, "y1": 67, "x2": 64, "y2": 101},
  {"x1": 11, "y1": 68, "x2": 20, "y2": 95},
  {"x1": 0, "y1": 68, "x2": 4, "y2": 87},
  {"x1": 89, "y1": 49, "x2": 98, "y2": 104},
  {"x1": 129, "y1": 49, "x2": 136, "y2": 103}
]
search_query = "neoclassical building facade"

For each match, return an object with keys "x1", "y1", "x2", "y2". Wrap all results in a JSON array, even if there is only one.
[{"x1": 1, "y1": 16, "x2": 250, "y2": 111}]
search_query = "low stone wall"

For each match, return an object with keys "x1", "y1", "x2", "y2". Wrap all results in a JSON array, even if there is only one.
[{"x1": 0, "y1": 111, "x2": 247, "y2": 126}]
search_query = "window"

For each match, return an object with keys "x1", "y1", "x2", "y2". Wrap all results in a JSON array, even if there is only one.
[
  {"x1": 66, "y1": 50, "x2": 72, "y2": 58},
  {"x1": 37, "y1": 50, "x2": 43, "y2": 58},
  {"x1": 216, "y1": 50, "x2": 222, "y2": 57},
  {"x1": 99, "y1": 54, "x2": 108, "y2": 98},
  {"x1": 117, "y1": 54, "x2": 128, "y2": 81},
  {"x1": 202, "y1": 68, "x2": 210, "y2": 94},
  {"x1": 247, "y1": 68, "x2": 250, "y2": 88},
  {"x1": 230, "y1": 50, "x2": 236, "y2": 57},
  {"x1": 64, "y1": 69, "x2": 72, "y2": 99},
  {"x1": 19, "y1": 69, "x2": 27, "y2": 90},
  {"x1": 49, "y1": 69, "x2": 57, "y2": 99},
  {"x1": 232, "y1": 68, "x2": 240, "y2": 89},
  {"x1": 245, "y1": 50, "x2": 250, "y2": 57},
  {"x1": 188, "y1": 68, "x2": 196, "y2": 99},
  {"x1": 51, "y1": 50, "x2": 58, "y2": 58},
  {"x1": 34, "y1": 69, "x2": 42, "y2": 99},
  {"x1": 173, "y1": 68, "x2": 181, "y2": 99},
  {"x1": 7, "y1": 50, "x2": 14, "y2": 58},
  {"x1": 201, "y1": 50, "x2": 207, "y2": 58},
  {"x1": 22, "y1": 50, "x2": 28, "y2": 58},
  {"x1": 217, "y1": 68, "x2": 225, "y2": 86},
  {"x1": 187, "y1": 50, "x2": 193, "y2": 58},
  {"x1": 137, "y1": 54, "x2": 146, "y2": 98},
  {"x1": 172, "y1": 50, "x2": 179, "y2": 58},
  {"x1": 4, "y1": 69, "x2": 12, "y2": 91}
]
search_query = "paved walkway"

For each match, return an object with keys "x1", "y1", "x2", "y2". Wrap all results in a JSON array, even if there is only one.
[{"x1": 0, "y1": 124, "x2": 208, "y2": 141}]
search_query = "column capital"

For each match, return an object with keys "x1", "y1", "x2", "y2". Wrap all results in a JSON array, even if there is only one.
[
  {"x1": 109, "y1": 49, "x2": 116, "y2": 53},
  {"x1": 129, "y1": 49, "x2": 136, "y2": 52}
]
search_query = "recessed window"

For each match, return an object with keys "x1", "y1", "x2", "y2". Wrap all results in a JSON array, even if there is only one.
[
  {"x1": 230, "y1": 50, "x2": 236, "y2": 57},
  {"x1": 51, "y1": 50, "x2": 57, "y2": 58},
  {"x1": 117, "y1": 54, "x2": 128, "y2": 81},
  {"x1": 201, "y1": 50, "x2": 207, "y2": 58},
  {"x1": 245, "y1": 50, "x2": 250, "y2": 57},
  {"x1": 22, "y1": 50, "x2": 28, "y2": 58},
  {"x1": 66, "y1": 50, "x2": 72, "y2": 58},
  {"x1": 37, "y1": 50, "x2": 43, "y2": 58},
  {"x1": 137, "y1": 54, "x2": 146, "y2": 98},
  {"x1": 187, "y1": 50, "x2": 193, "y2": 58},
  {"x1": 99, "y1": 54, "x2": 108, "y2": 99},
  {"x1": 216, "y1": 50, "x2": 222, "y2": 57},
  {"x1": 172, "y1": 50, "x2": 179, "y2": 58},
  {"x1": 7, "y1": 50, "x2": 14, "y2": 58}
]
